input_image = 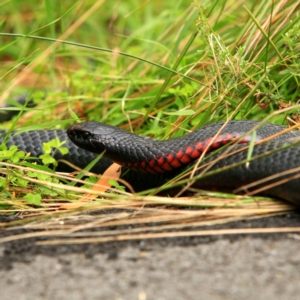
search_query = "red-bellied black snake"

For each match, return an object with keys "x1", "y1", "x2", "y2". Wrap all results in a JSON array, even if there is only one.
[{"x1": 1, "y1": 120, "x2": 300, "y2": 204}]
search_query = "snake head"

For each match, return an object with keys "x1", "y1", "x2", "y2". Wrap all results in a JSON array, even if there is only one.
[{"x1": 67, "y1": 121, "x2": 117, "y2": 154}]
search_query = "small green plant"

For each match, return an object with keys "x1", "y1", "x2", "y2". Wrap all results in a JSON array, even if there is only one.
[
  {"x1": 0, "y1": 145, "x2": 26, "y2": 163},
  {"x1": 23, "y1": 192, "x2": 42, "y2": 206},
  {"x1": 0, "y1": 138, "x2": 70, "y2": 207},
  {"x1": 39, "y1": 138, "x2": 69, "y2": 167}
]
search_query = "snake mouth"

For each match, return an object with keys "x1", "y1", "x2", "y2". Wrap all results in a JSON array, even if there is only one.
[
  {"x1": 67, "y1": 124, "x2": 98, "y2": 152},
  {"x1": 67, "y1": 123, "x2": 115, "y2": 154}
]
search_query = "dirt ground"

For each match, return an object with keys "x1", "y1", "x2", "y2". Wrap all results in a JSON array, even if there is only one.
[{"x1": 1, "y1": 213, "x2": 300, "y2": 300}]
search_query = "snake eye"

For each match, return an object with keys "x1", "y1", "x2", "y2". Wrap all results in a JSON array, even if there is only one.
[{"x1": 81, "y1": 131, "x2": 91, "y2": 139}]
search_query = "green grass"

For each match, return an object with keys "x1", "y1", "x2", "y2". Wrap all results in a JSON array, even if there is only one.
[{"x1": 0, "y1": 0, "x2": 299, "y2": 218}]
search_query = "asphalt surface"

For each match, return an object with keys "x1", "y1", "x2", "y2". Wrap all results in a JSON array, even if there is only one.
[{"x1": 1, "y1": 213, "x2": 300, "y2": 300}]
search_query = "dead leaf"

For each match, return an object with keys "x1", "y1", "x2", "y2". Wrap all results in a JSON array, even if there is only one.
[
  {"x1": 79, "y1": 163, "x2": 122, "y2": 201},
  {"x1": 58, "y1": 164, "x2": 122, "y2": 210},
  {"x1": 278, "y1": 100, "x2": 291, "y2": 109},
  {"x1": 292, "y1": 114, "x2": 300, "y2": 124}
]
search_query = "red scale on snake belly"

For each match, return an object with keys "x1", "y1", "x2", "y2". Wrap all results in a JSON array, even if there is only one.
[
  {"x1": 196, "y1": 141, "x2": 206, "y2": 151},
  {"x1": 142, "y1": 158, "x2": 158, "y2": 173},
  {"x1": 166, "y1": 153, "x2": 183, "y2": 169},
  {"x1": 148, "y1": 158, "x2": 156, "y2": 168},
  {"x1": 153, "y1": 164, "x2": 165, "y2": 173},
  {"x1": 210, "y1": 134, "x2": 228, "y2": 149},
  {"x1": 144, "y1": 158, "x2": 165, "y2": 173},
  {"x1": 221, "y1": 133, "x2": 232, "y2": 145},
  {"x1": 174, "y1": 149, "x2": 193, "y2": 164},
  {"x1": 211, "y1": 140, "x2": 222, "y2": 149},
  {"x1": 185, "y1": 146, "x2": 201, "y2": 159},
  {"x1": 160, "y1": 161, "x2": 174, "y2": 171},
  {"x1": 156, "y1": 155, "x2": 174, "y2": 172}
]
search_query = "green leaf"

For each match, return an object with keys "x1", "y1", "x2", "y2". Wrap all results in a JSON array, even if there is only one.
[
  {"x1": 108, "y1": 180, "x2": 126, "y2": 192},
  {"x1": 40, "y1": 153, "x2": 57, "y2": 166},
  {"x1": 11, "y1": 150, "x2": 25, "y2": 163},
  {"x1": 58, "y1": 147, "x2": 69, "y2": 155},
  {"x1": 24, "y1": 193, "x2": 42, "y2": 205},
  {"x1": 42, "y1": 142, "x2": 52, "y2": 154}
]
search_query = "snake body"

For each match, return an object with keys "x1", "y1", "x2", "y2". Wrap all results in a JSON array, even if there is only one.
[{"x1": 1, "y1": 120, "x2": 300, "y2": 204}]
